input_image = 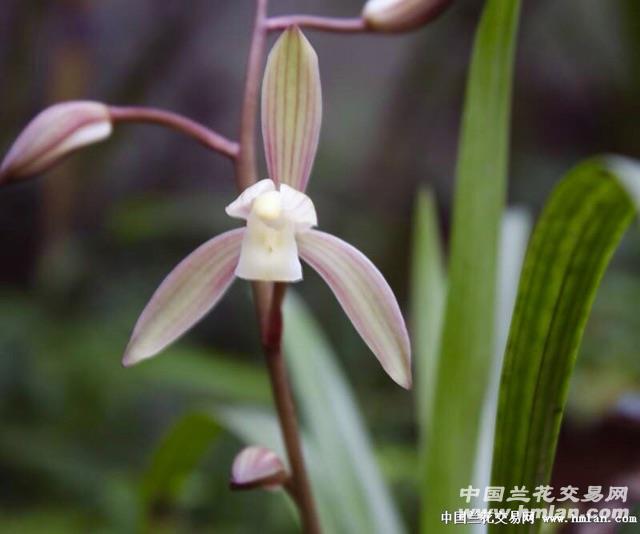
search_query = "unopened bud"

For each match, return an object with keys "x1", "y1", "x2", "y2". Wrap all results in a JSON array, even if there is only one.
[
  {"x1": 362, "y1": 0, "x2": 452, "y2": 33},
  {"x1": 0, "y1": 101, "x2": 112, "y2": 183},
  {"x1": 230, "y1": 446, "x2": 288, "y2": 491}
]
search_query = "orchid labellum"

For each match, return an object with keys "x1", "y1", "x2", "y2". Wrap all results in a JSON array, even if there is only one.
[{"x1": 122, "y1": 27, "x2": 411, "y2": 389}]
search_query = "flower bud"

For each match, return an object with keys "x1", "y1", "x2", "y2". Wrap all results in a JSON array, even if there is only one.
[
  {"x1": 0, "y1": 101, "x2": 112, "y2": 183},
  {"x1": 362, "y1": 0, "x2": 453, "y2": 33},
  {"x1": 230, "y1": 446, "x2": 288, "y2": 491}
]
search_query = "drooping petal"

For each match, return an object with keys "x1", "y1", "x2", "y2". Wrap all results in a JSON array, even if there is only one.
[
  {"x1": 261, "y1": 27, "x2": 322, "y2": 192},
  {"x1": 281, "y1": 184, "x2": 318, "y2": 231},
  {"x1": 230, "y1": 446, "x2": 288, "y2": 491},
  {"x1": 122, "y1": 229, "x2": 244, "y2": 367},
  {"x1": 0, "y1": 101, "x2": 112, "y2": 183},
  {"x1": 225, "y1": 179, "x2": 276, "y2": 220},
  {"x1": 298, "y1": 230, "x2": 412, "y2": 389}
]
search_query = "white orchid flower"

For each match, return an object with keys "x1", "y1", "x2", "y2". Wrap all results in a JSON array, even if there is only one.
[{"x1": 122, "y1": 27, "x2": 412, "y2": 389}]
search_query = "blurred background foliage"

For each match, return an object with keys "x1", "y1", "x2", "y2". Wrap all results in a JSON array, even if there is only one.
[{"x1": 0, "y1": 0, "x2": 639, "y2": 532}]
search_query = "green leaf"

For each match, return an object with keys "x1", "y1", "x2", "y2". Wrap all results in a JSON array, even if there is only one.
[
  {"x1": 410, "y1": 190, "x2": 446, "y2": 483},
  {"x1": 283, "y1": 292, "x2": 406, "y2": 534},
  {"x1": 140, "y1": 412, "x2": 220, "y2": 522},
  {"x1": 474, "y1": 209, "x2": 531, "y2": 492},
  {"x1": 137, "y1": 346, "x2": 271, "y2": 404},
  {"x1": 422, "y1": 0, "x2": 522, "y2": 531},
  {"x1": 490, "y1": 157, "x2": 640, "y2": 533}
]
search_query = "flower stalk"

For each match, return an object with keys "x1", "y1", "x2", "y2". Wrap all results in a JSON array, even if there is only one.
[
  {"x1": 262, "y1": 283, "x2": 321, "y2": 533},
  {"x1": 266, "y1": 15, "x2": 367, "y2": 34},
  {"x1": 236, "y1": 0, "x2": 268, "y2": 194},
  {"x1": 237, "y1": 2, "x2": 320, "y2": 531},
  {"x1": 108, "y1": 106, "x2": 239, "y2": 160}
]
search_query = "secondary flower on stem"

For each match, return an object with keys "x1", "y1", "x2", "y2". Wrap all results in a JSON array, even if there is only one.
[
  {"x1": 230, "y1": 446, "x2": 289, "y2": 491},
  {"x1": 122, "y1": 27, "x2": 412, "y2": 389},
  {"x1": 363, "y1": 0, "x2": 453, "y2": 32},
  {"x1": 0, "y1": 101, "x2": 112, "y2": 183}
]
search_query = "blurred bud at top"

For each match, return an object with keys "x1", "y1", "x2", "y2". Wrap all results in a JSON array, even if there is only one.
[
  {"x1": 362, "y1": 0, "x2": 452, "y2": 33},
  {"x1": 0, "y1": 101, "x2": 112, "y2": 184},
  {"x1": 230, "y1": 446, "x2": 288, "y2": 491}
]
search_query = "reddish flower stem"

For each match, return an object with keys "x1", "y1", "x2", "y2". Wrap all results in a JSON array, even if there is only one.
[
  {"x1": 235, "y1": 0, "x2": 268, "y2": 193},
  {"x1": 237, "y1": 2, "x2": 321, "y2": 532},
  {"x1": 108, "y1": 106, "x2": 239, "y2": 160},
  {"x1": 263, "y1": 283, "x2": 321, "y2": 534},
  {"x1": 266, "y1": 15, "x2": 367, "y2": 33}
]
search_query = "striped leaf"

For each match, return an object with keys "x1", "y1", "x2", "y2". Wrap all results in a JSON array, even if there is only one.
[
  {"x1": 297, "y1": 230, "x2": 411, "y2": 389},
  {"x1": 490, "y1": 157, "x2": 640, "y2": 533},
  {"x1": 261, "y1": 27, "x2": 322, "y2": 192}
]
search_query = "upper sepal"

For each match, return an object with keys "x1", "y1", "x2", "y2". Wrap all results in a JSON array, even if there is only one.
[
  {"x1": 362, "y1": 0, "x2": 453, "y2": 33},
  {"x1": 262, "y1": 27, "x2": 322, "y2": 192},
  {"x1": 122, "y1": 229, "x2": 244, "y2": 367},
  {"x1": 230, "y1": 446, "x2": 288, "y2": 491},
  {"x1": 298, "y1": 230, "x2": 412, "y2": 389},
  {"x1": 0, "y1": 101, "x2": 112, "y2": 183}
]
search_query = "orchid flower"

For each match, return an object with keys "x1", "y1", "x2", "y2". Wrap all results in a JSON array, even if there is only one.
[{"x1": 122, "y1": 27, "x2": 412, "y2": 389}]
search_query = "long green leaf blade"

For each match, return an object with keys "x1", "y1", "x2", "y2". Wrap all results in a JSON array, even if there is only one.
[
  {"x1": 283, "y1": 292, "x2": 406, "y2": 534},
  {"x1": 140, "y1": 412, "x2": 220, "y2": 524},
  {"x1": 410, "y1": 190, "x2": 446, "y2": 469},
  {"x1": 422, "y1": 0, "x2": 522, "y2": 531},
  {"x1": 137, "y1": 347, "x2": 271, "y2": 404},
  {"x1": 473, "y1": 209, "x2": 531, "y2": 521},
  {"x1": 490, "y1": 157, "x2": 640, "y2": 533}
]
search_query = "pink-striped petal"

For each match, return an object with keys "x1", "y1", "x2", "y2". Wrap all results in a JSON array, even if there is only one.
[
  {"x1": 1, "y1": 101, "x2": 112, "y2": 183},
  {"x1": 122, "y1": 229, "x2": 244, "y2": 367},
  {"x1": 230, "y1": 446, "x2": 288, "y2": 491},
  {"x1": 298, "y1": 230, "x2": 412, "y2": 389},
  {"x1": 261, "y1": 27, "x2": 322, "y2": 192}
]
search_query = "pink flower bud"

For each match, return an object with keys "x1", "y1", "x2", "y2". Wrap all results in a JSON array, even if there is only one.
[
  {"x1": 230, "y1": 446, "x2": 288, "y2": 491},
  {"x1": 0, "y1": 101, "x2": 112, "y2": 183},
  {"x1": 362, "y1": 0, "x2": 453, "y2": 33}
]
